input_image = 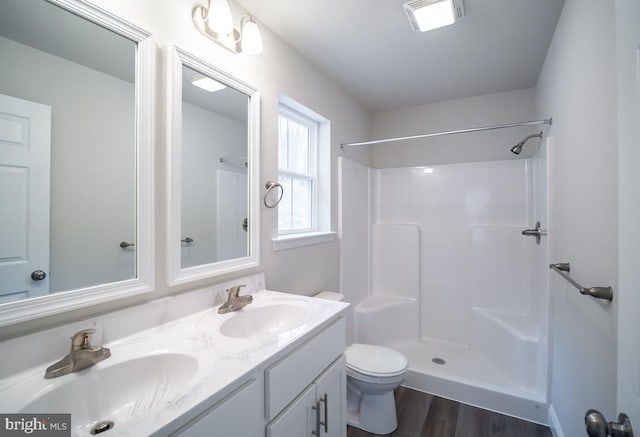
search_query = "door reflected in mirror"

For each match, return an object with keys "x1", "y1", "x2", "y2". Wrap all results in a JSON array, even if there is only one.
[
  {"x1": 180, "y1": 66, "x2": 249, "y2": 268},
  {"x1": 0, "y1": 0, "x2": 138, "y2": 303}
]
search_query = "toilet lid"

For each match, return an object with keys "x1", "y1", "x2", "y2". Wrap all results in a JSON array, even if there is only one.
[{"x1": 345, "y1": 344, "x2": 408, "y2": 377}]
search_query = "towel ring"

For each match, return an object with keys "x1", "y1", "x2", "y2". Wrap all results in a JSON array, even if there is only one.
[{"x1": 264, "y1": 181, "x2": 284, "y2": 208}]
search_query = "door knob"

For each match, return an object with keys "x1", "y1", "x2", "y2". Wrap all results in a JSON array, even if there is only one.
[
  {"x1": 31, "y1": 270, "x2": 47, "y2": 281},
  {"x1": 586, "y1": 409, "x2": 634, "y2": 437},
  {"x1": 586, "y1": 410, "x2": 609, "y2": 437}
]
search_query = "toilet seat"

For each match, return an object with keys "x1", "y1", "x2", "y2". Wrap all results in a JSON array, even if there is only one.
[{"x1": 346, "y1": 343, "x2": 408, "y2": 378}]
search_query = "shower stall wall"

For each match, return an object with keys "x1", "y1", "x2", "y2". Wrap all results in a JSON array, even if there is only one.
[{"x1": 339, "y1": 149, "x2": 550, "y2": 424}]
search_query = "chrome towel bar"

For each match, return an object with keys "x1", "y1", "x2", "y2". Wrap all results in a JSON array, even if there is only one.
[{"x1": 549, "y1": 263, "x2": 613, "y2": 301}]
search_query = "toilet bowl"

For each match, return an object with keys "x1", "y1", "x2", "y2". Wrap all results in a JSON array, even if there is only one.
[
  {"x1": 345, "y1": 343, "x2": 408, "y2": 434},
  {"x1": 313, "y1": 291, "x2": 408, "y2": 435}
]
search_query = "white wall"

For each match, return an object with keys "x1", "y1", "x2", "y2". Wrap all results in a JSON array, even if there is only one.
[
  {"x1": 535, "y1": 1, "x2": 618, "y2": 435},
  {"x1": 370, "y1": 87, "x2": 536, "y2": 168},
  {"x1": 99, "y1": 0, "x2": 372, "y2": 297},
  {"x1": 0, "y1": 0, "x2": 372, "y2": 338},
  {"x1": 0, "y1": 36, "x2": 135, "y2": 293}
]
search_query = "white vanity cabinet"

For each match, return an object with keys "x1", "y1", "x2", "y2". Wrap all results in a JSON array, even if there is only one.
[
  {"x1": 266, "y1": 317, "x2": 347, "y2": 437},
  {"x1": 170, "y1": 316, "x2": 347, "y2": 437},
  {"x1": 171, "y1": 376, "x2": 265, "y2": 437},
  {"x1": 314, "y1": 356, "x2": 347, "y2": 437},
  {"x1": 266, "y1": 383, "x2": 317, "y2": 436},
  {"x1": 266, "y1": 356, "x2": 346, "y2": 437}
]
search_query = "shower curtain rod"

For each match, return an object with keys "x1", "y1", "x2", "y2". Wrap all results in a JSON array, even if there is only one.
[{"x1": 340, "y1": 118, "x2": 553, "y2": 148}]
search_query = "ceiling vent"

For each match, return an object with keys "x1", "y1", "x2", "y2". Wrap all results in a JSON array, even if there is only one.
[{"x1": 403, "y1": 0, "x2": 465, "y2": 32}]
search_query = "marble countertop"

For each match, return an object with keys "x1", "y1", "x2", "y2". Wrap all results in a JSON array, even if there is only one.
[{"x1": 0, "y1": 289, "x2": 348, "y2": 436}]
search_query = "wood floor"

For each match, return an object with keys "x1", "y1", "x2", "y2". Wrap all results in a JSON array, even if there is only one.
[{"x1": 347, "y1": 387, "x2": 552, "y2": 437}]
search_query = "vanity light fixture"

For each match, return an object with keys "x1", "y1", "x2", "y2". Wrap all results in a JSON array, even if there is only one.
[
  {"x1": 193, "y1": 0, "x2": 264, "y2": 54},
  {"x1": 403, "y1": 0, "x2": 464, "y2": 32}
]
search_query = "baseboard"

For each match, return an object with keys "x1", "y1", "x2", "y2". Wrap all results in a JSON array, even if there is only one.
[{"x1": 548, "y1": 404, "x2": 565, "y2": 437}]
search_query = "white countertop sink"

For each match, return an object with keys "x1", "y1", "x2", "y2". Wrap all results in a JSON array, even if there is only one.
[
  {"x1": 219, "y1": 303, "x2": 311, "y2": 338},
  {"x1": 0, "y1": 289, "x2": 348, "y2": 437},
  {"x1": 0, "y1": 339, "x2": 211, "y2": 436},
  {"x1": 23, "y1": 354, "x2": 197, "y2": 435}
]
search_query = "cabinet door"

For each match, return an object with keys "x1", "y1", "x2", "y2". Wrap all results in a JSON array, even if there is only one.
[
  {"x1": 174, "y1": 377, "x2": 264, "y2": 437},
  {"x1": 265, "y1": 318, "x2": 346, "y2": 420},
  {"x1": 267, "y1": 384, "x2": 316, "y2": 437},
  {"x1": 314, "y1": 355, "x2": 346, "y2": 437}
]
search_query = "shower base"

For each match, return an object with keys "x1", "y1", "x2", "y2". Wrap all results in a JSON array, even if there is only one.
[{"x1": 387, "y1": 338, "x2": 548, "y2": 425}]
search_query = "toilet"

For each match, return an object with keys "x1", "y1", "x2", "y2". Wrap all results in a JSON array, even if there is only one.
[
  {"x1": 314, "y1": 292, "x2": 409, "y2": 435},
  {"x1": 345, "y1": 343, "x2": 408, "y2": 434}
]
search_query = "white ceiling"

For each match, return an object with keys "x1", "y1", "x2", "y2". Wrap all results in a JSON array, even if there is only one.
[{"x1": 236, "y1": 0, "x2": 565, "y2": 111}]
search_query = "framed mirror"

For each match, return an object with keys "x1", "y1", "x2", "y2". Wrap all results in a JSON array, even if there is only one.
[
  {"x1": 166, "y1": 47, "x2": 260, "y2": 286},
  {"x1": 0, "y1": 0, "x2": 155, "y2": 326}
]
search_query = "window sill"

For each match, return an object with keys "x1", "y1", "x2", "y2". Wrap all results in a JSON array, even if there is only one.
[{"x1": 272, "y1": 231, "x2": 337, "y2": 251}]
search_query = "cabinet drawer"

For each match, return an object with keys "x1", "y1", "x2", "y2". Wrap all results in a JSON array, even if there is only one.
[
  {"x1": 265, "y1": 317, "x2": 346, "y2": 420},
  {"x1": 173, "y1": 377, "x2": 264, "y2": 437}
]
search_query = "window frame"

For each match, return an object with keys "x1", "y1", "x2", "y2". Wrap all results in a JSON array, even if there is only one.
[{"x1": 277, "y1": 104, "x2": 320, "y2": 235}]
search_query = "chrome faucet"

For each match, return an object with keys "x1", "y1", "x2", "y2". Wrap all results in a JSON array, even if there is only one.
[
  {"x1": 44, "y1": 329, "x2": 111, "y2": 378},
  {"x1": 218, "y1": 285, "x2": 252, "y2": 314}
]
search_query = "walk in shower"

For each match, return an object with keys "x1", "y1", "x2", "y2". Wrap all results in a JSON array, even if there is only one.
[{"x1": 339, "y1": 139, "x2": 550, "y2": 423}]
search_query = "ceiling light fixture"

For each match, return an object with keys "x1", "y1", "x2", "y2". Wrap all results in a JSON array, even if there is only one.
[
  {"x1": 192, "y1": 0, "x2": 264, "y2": 54},
  {"x1": 190, "y1": 76, "x2": 226, "y2": 93},
  {"x1": 403, "y1": 0, "x2": 464, "y2": 32}
]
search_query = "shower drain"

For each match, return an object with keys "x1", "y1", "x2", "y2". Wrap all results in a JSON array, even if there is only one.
[{"x1": 432, "y1": 357, "x2": 446, "y2": 365}]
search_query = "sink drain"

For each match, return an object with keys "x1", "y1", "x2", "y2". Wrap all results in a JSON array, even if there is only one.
[
  {"x1": 432, "y1": 357, "x2": 446, "y2": 365},
  {"x1": 91, "y1": 421, "x2": 114, "y2": 435}
]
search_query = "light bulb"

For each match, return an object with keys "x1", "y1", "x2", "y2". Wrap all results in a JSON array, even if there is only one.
[
  {"x1": 241, "y1": 18, "x2": 263, "y2": 54},
  {"x1": 207, "y1": 0, "x2": 233, "y2": 34}
]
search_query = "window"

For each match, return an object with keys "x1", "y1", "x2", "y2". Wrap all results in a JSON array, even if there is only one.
[
  {"x1": 276, "y1": 97, "x2": 332, "y2": 248},
  {"x1": 278, "y1": 106, "x2": 318, "y2": 234}
]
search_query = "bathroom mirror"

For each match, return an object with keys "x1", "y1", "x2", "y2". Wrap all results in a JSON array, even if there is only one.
[
  {"x1": 0, "y1": 0, "x2": 155, "y2": 326},
  {"x1": 166, "y1": 47, "x2": 260, "y2": 285}
]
